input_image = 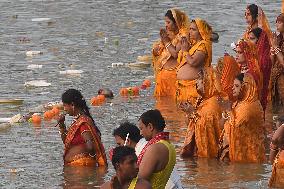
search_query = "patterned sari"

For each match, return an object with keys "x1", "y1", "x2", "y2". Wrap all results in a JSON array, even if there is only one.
[{"x1": 64, "y1": 115, "x2": 107, "y2": 166}]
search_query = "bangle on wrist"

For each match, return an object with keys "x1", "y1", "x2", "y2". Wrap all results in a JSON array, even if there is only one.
[
  {"x1": 165, "y1": 42, "x2": 171, "y2": 49},
  {"x1": 58, "y1": 130, "x2": 66, "y2": 135}
]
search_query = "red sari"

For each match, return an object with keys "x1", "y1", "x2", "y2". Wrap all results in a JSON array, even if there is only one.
[
  {"x1": 256, "y1": 31, "x2": 272, "y2": 112},
  {"x1": 64, "y1": 115, "x2": 107, "y2": 166}
]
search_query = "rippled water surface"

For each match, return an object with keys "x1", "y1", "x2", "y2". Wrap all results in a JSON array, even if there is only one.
[{"x1": 0, "y1": 0, "x2": 282, "y2": 188}]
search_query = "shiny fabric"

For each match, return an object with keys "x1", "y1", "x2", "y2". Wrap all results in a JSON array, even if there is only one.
[
  {"x1": 269, "y1": 151, "x2": 284, "y2": 188},
  {"x1": 150, "y1": 140, "x2": 176, "y2": 189},
  {"x1": 195, "y1": 19, "x2": 212, "y2": 67},
  {"x1": 256, "y1": 30, "x2": 272, "y2": 112},
  {"x1": 216, "y1": 54, "x2": 240, "y2": 100},
  {"x1": 65, "y1": 153, "x2": 98, "y2": 166},
  {"x1": 181, "y1": 67, "x2": 222, "y2": 158},
  {"x1": 152, "y1": 9, "x2": 190, "y2": 96},
  {"x1": 175, "y1": 79, "x2": 199, "y2": 105},
  {"x1": 271, "y1": 30, "x2": 284, "y2": 113},
  {"x1": 64, "y1": 115, "x2": 107, "y2": 166},
  {"x1": 237, "y1": 40, "x2": 263, "y2": 99},
  {"x1": 219, "y1": 74, "x2": 266, "y2": 163},
  {"x1": 154, "y1": 69, "x2": 177, "y2": 97}
]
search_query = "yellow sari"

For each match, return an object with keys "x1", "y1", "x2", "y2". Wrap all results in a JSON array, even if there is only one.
[
  {"x1": 176, "y1": 18, "x2": 212, "y2": 104},
  {"x1": 181, "y1": 67, "x2": 222, "y2": 158},
  {"x1": 153, "y1": 9, "x2": 190, "y2": 97},
  {"x1": 219, "y1": 73, "x2": 266, "y2": 163}
]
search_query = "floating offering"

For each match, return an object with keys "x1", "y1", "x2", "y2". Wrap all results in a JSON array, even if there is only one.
[
  {"x1": 59, "y1": 70, "x2": 84, "y2": 75},
  {"x1": 119, "y1": 87, "x2": 140, "y2": 97},
  {"x1": 26, "y1": 51, "x2": 43, "y2": 57},
  {"x1": 31, "y1": 18, "x2": 51, "y2": 22},
  {"x1": 27, "y1": 64, "x2": 43, "y2": 69},
  {"x1": 24, "y1": 80, "x2": 51, "y2": 87},
  {"x1": 31, "y1": 114, "x2": 41, "y2": 124},
  {"x1": 0, "y1": 99, "x2": 24, "y2": 105},
  {"x1": 127, "y1": 62, "x2": 151, "y2": 68},
  {"x1": 142, "y1": 80, "x2": 151, "y2": 88},
  {"x1": 0, "y1": 123, "x2": 11, "y2": 131},
  {"x1": 112, "y1": 63, "x2": 125, "y2": 67},
  {"x1": 137, "y1": 55, "x2": 152, "y2": 62}
]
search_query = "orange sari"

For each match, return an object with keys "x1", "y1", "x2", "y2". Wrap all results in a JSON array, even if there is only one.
[
  {"x1": 181, "y1": 67, "x2": 221, "y2": 158},
  {"x1": 237, "y1": 40, "x2": 263, "y2": 101},
  {"x1": 269, "y1": 150, "x2": 284, "y2": 187},
  {"x1": 216, "y1": 54, "x2": 241, "y2": 100},
  {"x1": 219, "y1": 74, "x2": 266, "y2": 163},
  {"x1": 153, "y1": 9, "x2": 190, "y2": 97},
  {"x1": 176, "y1": 19, "x2": 212, "y2": 104},
  {"x1": 64, "y1": 115, "x2": 107, "y2": 166}
]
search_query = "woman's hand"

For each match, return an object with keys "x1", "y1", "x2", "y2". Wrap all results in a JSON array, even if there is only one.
[
  {"x1": 181, "y1": 37, "x2": 190, "y2": 52},
  {"x1": 153, "y1": 44, "x2": 161, "y2": 56},
  {"x1": 160, "y1": 28, "x2": 170, "y2": 45},
  {"x1": 179, "y1": 101, "x2": 195, "y2": 114},
  {"x1": 56, "y1": 113, "x2": 66, "y2": 129}
]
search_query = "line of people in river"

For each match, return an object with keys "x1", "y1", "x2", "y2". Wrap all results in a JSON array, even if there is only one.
[{"x1": 54, "y1": 3, "x2": 284, "y2": 189}]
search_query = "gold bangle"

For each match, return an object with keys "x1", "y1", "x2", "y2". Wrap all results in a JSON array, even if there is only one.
[{"x1": 165, "y1": 42, "x2": 171, "y2": 49}]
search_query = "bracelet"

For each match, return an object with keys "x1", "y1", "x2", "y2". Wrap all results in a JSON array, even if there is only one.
[
  {"x1": 89, "y1": 153, "x2": 96, "y2": 158},
  {"x1": 85, "y1": 139, "x2": 94, "y2": 143},
  {"x1": 222, "y1": 111, "x2": 230, "y2": 120},
  {"x1": 58, "y1": 130, "x2": 67, "y2": 135},
  {"x1": 165, "y1": 42, "x2": 171, "y2": 49},
  {"x1": 275, "y1": 47, "x2": 281, "y2": 55}
]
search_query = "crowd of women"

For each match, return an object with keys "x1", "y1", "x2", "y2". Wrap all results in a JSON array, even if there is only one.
[{"x1": 54, "y1": 3, "x2": 284, "y2": 189}]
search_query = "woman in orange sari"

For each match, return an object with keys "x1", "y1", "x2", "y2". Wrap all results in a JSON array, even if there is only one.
[
  {"x1": 271, "y1": 13, "x2": 284, "y2": 114},
  {"x1": 235, "y1": 39, "x2": 263, "y2": 103},
  {"x1": 218, "y1": 73, "x2": 266, "y2": 163},
  {"x1": 176, "y1": 18, "x2": 212, "y2": 105},
  {"x1": 269, "y1": 119, "x2": 284, "y2": 187},
  {"x1": 57, "y1": 89, "x2": 107, "y2": 166},
  {"x1": 152, "y1": 9, "x2": 190, "y2": 97},
  {"x1": 243, "y1": 4, "x2": 271, "y2": 41},
  {"x1": 248, "y1": 27, "x2": 272, "y2": 113},
  {"x1": 181, "y1": 67, "x2": 221, "y2": 158}
]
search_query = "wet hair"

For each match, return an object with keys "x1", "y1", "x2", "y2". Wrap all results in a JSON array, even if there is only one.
[
  {"x1": 236, "y1": 73, "x2": 245, "y2": 83},
  {"x1": 249, "y1": 27, "x2": 262, "y2": 40},
  {"x1": 247, "y1": 4, "x2": 258, "y2": 22},
  {"x1": 112, "y1": 146, "x2": 136, "y2": 170},
  {"x1": 165, "y1": 10, "x2": 176, "y2": 24},
  {"x1": 113, "y1": 121, "x2": 142, "y2": 143},
  {"x1": 62, "y1": 89, "x2": 101, "y2": 135},
  {"x1": 139, "y1": 109, "x2": 166, "y2": 132}
]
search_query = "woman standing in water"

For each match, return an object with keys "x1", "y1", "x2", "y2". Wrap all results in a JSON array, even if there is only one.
[
  {"x1": 218, "y1": 73, "x2": 266, "y2": 163},
  {"x1": 271, "y1": 13, "x2": 284, "y2": 114},
  {"x1": 248, "y1": 27, "x2": 272, "y2": 113},
  {"x1": 152, "y1": 9, "x2": 190, "y2": 97},
  {"x1": 57, "y1": 89, "x2": 107, "y2": 166}
]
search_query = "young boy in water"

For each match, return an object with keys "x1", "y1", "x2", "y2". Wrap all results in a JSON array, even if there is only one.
[{"x1": 100, "y1": 146, "x2": 151, "y2": 189}]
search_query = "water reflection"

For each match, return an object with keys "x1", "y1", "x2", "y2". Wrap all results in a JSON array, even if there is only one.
[{"x1": 62, "y1": 166, "x2": 107, "y2": 189}]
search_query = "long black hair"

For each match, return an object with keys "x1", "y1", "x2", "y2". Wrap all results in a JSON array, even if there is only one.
[
  {"x1": 62, "y1": 89, "x2": 101, "y2": 136},
  {"x1": 247, "y1": 4, "x2": 258, "y2": 23},
  {"x1": 165, "y1": 10, "x2": 176, "y2": 24},
  {"x1": 236, "y1": 73, "x2": 245, "y2": 83},
  {"x1": 250, "y1": 27, "x2": 262, "y2": 40}
]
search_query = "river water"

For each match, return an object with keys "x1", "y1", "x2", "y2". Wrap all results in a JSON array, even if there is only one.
[{"x1": 0, "y1": 0, "x2": 282, "y2": 188}]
